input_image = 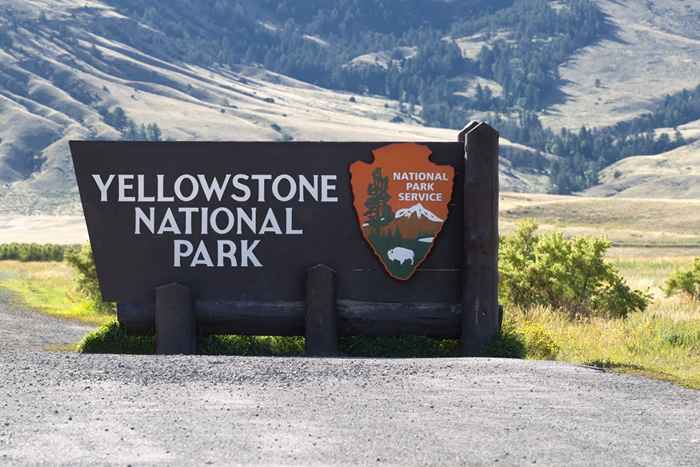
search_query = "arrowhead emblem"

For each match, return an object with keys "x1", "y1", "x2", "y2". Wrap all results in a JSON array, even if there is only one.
[{"x1": 350, "y1": 143, "x2": 455, "y2": 280}]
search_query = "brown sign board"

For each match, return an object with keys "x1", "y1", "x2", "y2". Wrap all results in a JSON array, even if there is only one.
[
  {"x1": 70, "y1": 122, "x2": 500, "y2": 355},
  {"x1": 71, "y1": 141, "x2": 464, "y2": 303}
]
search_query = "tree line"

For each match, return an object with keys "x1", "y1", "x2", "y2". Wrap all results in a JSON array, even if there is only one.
[
  {"x1": 100, "y1": 107, "x2": 163, "y2": 141},
  {"x1": 490, "y1": 83, "x2": 700, "y2": 192}
]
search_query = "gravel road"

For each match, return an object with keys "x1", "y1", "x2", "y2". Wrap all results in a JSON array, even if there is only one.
[
  {"x1": 0, "y1": 289, "x2": 92, "y2": 353},
  {"x1": 1, "y1": 299, "x2": 699, "y2": 466}
]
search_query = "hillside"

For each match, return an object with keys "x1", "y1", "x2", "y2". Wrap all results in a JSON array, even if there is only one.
[
  {"x1": 2, "y1": 0, "x2": 700, "y2": 211},
  {"x1": 0, "y1": 0, "x2": 554, "y2": 214},
  {"x1": 541, "y1": 0, "x2": 700, "y2": 131},
  {"x1": 585, "y1": 140, "x2": 700, "y2": 199}
]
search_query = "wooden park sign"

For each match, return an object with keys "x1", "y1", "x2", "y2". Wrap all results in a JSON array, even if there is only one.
[{"x1": 70, "y1": 121, "x2": 500, "y2": 356}]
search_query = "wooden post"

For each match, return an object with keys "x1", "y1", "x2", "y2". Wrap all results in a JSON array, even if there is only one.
[
  {"x1": 305, "y1": 265, "x2": 338, "y2": 356},
  {"x1": 155, "y1": 283, "x2": 197, "y2": 355},
  {"x1": 461, "y1": 122, "x2": 501, "y2": 355}
]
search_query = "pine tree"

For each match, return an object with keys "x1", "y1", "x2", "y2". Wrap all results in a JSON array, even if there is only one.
[{"x1": 364, "y1": 168, "x2": 394, "y2": 237}]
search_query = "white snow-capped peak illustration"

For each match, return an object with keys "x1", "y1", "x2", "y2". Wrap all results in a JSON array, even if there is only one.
[{"x1": 394, "y1": 203, "x2": 443, "y2": 223}]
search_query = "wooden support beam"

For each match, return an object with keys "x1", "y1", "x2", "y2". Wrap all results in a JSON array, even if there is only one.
[
  {"x1": 155, "y1": 283, "x2": 196, "y2": 355},
  {"x1": 117, "y1": 300, "x2": 462, "y2": 338},
  {"x1": 461, "y1": 122, "x2": 501, "y2": 355},
  {"x1": 305, "y1": 265, "x2": 338, "y2": 356}
]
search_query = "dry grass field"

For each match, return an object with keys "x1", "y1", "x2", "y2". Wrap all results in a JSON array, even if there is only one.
[{"x1": 501, "y1": 193, "x2": 700, "y2": 255}]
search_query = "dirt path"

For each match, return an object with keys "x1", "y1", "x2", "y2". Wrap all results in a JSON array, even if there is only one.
[{"x1": 0, "y1": 290, "x2": 93, "y2": 352}]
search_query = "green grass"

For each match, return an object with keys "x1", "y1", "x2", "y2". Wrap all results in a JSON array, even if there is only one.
[
  {"x1": 506, "y1": 301, "x2": 700, "y2": 389},
  {"x1": 78, "y1": 320, "x2": 471, "y2": 358},
  {"x1": 0, "y1": 261, "x2": 113, "y2": 326}
]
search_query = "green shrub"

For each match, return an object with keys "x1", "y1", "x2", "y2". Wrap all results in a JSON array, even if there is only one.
[
  {"x1": 500, "y1": 221, "x2": 650, "y2": 318},
  {"x1": 0, "y1": 243, "x2": 78, "y2": 262},
  {"x1": 665, "y1": 258, "x2": 700, "y2": 300},
  {"x1": 200, "y1": 335, "x2": 305, "y2": 356},
  {"x1": 516, "y1": 322, "x2": 559, "y2": 359},
  {"x1": 65, "y1": 244, "x2": 115, "y2": 313},
  {"x1": 339, "y1": 336, "x2": 460, "y2": 358},
  {"x1": 80, "y1": 321, "x2": 513, "y2": 357},
  {"x1": 78, "y1": 320, "x2": 155, "y2": 354},
  {"x1": 484, "y1": 320, "x2": 526, "y2": 358}
]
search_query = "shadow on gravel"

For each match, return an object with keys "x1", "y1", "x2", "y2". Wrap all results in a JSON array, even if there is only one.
[{"x1": 79, "y1": 320, "x2": 528, "y2": 359}]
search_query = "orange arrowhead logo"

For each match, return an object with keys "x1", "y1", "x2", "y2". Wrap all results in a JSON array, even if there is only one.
[{"x1": 350, "y1": 143, "x2": 455, "y2": 280}]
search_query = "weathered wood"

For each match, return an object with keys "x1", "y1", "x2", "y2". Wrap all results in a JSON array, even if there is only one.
[
  {"x1": 458, "y1": 121, "x2": 481, "y2": 143},
  {"x1": 305, "y1": 265, "x2": 338, "y2": 356},
  {"x1": 197, "y1": 300, "x2": 304, "y2": 337},
  {"x1": 155, "y1": 283, "x2": 196, "y2": 355},
  {"x1": 461, "y1": 122, "x2": 501, "y2": 355},
  {"x1": 338, "y1": 301, "x2": 461, "y2": 338},
  {"x1": 118, "y1": 300, "x2": 462, "y2": 338}
]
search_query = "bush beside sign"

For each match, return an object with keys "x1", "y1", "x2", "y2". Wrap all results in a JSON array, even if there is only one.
[{"x1": 71, "y1": 121, "x2": 500, "y2": 355}]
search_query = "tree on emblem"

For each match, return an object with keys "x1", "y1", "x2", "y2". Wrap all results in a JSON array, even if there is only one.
[{"x1": 364, "y1": 167, "x2": 394, "y2": 237}]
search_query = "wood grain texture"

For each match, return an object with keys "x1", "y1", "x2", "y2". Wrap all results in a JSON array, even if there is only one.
[
  {"x1": 305, "y1": 265, "x2": 338, "y2": 356},
  {"x1": 461, "y1": 122, "x2": 500, "y2": 355},
  {"x1": 155, "y1": 283, "x2": 196, "y2": 355},
  {"x1": 119, "y1": 299, "x2": 462, "y2": 338}
]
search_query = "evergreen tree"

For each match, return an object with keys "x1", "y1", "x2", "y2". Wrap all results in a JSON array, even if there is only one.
[{"x1": 364, "y1": 168, "x2": 394, "y2": 237}]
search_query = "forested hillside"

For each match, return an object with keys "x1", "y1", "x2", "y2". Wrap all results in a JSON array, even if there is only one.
[
  {"x1": 1, "y1": 0, "x2": 700, "y2": 209},
  {"x1": 100, "y1": 0, "x2": 604, "y2": 125}
]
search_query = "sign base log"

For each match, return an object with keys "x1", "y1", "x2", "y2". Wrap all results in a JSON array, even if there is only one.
[
  {"x1": 461, "y1": 122, "x2": 501, "y2": 356},
  {"x1": 155, "y1": 283, "x2": 197, "y2": 355},
  {"x1": 118, "y1": 301, "x2": 462, "y2": 338},
  {"x1": 305, "y1": 265, "x2": 338, "y2": 356}
]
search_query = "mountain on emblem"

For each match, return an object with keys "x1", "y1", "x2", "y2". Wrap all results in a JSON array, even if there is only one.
[
  {"x1": 395, "y1": 203, "x2": 443, "y2": 222},
  {"x1": 350, "y1": 143, "x2": 455, "y2": 280}
]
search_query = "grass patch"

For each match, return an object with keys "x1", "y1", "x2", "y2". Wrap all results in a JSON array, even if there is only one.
[
  {"x1": 78, "y1": 320, "x2": 155, "y2": 354},
  {"x1": 507, "y1": 301, "x2": 700, "y2": 389},
  {"x1": 78, "y1": 322, "x2": 467, "y2": 357},
  {"x1": 79, "y1": 321, "x2": 529, "y2": 359},
  {"x1": 0, "y1": 261, "x2": 112, "y2": 326}
]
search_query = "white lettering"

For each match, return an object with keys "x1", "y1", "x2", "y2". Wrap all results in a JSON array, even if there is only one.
[
  {"x1": 259, "y1": 208, "x2": 282, "y2": 235},
  {"x1": 241, "y1": 240, "x2": 262, "y2": 267},
  {"x1": 158, "y1": 208, "x2": 181, "y2": 234},
  {"x1": 285, "y1": 208, "x2": 303, "y2": 235},
  {"x1": 237, "y1": 207, "x2": 256, "y2": 235},
  {"x1": 217, "y1": 240, "x2": 237, "y2": 267},
  {"x1": 137, "y1": 174, "x2": 155, "y2": 202},
  {"x1": 251, "y1": 174, "x2": 272, "y2": 202},
  {"x1": 210, "y1": 207, "x2": 234, "y2": 234},
  {"x1": 134, "y1": 207, "x2": 155, "y2": 234},
  {"x1": 321, "y1": 175, "x2": 338, "y2": 202},
  {"x1": 231, "y1": 174, "x2": 251, "y2": 202},
  {"x1": 92, "y1": 174, "x2": 115, "y2": 202},
  {"x1": 198, "y1": 174, "x2": 230, "y2": 202},
  {"x1": 191, "y1": 240, "x2": 214, "y2": 267},
  {"x1": 157, "y1": 174, "x2": 174, "y2": 202},
  {"x1": 118, "y1": 174, "x2": 135, "y2": 202},
  {"x1": 272, "y1": 174, "x2": 296, "y2": 202},
  {"x1": 174, "y1": 240, "x2": 193, "y2": 267},
  {"x1": 298, "y1": 175, "x2": 319, "y2": 202},
  {"x1": 174, "y1": 174, "x2": 199, "y2": 202}
]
